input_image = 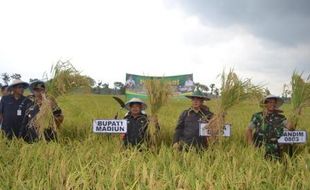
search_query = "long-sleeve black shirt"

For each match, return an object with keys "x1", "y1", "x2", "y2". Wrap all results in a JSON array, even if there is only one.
[
  {"x1": 173, "y1": 107, "x2": 213, "y2": 148},
  {"x1": 0, "y1": 95, "x2": 32, "y2": 139},
  {"x1": 123, "y1": 113, "x2": 149, "y2": 146}
]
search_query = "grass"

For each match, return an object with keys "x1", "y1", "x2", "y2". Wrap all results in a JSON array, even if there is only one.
[{"x1": 0, "y1": 94, "x2": 309, "y2": 189}]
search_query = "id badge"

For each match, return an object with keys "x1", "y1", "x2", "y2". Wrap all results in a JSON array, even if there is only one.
[{"x1": 17, "y1": 109, "x2": 22, "y2": 116}]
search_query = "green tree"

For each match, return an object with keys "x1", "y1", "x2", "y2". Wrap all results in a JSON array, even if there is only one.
[
  {"x1": 11, "y1": 73, "x2": 22, "y2": 80},
  {"x1": 210, "y1": 83, "x2": 215, "y2": 95},
  {"x1": 1, "y1": 73, "x2": 10, "y2": 85}
]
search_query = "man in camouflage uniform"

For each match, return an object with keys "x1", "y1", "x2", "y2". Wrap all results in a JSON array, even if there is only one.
[
  {"x1": 246, "y1": 95, "x2": 289, "y2": 160},
  {"x1": 20, "y1": 80, "x2": 64, "y2": 143},
  {"x1": 173, "y1": 88, "x2": 213, "y2": 150}
]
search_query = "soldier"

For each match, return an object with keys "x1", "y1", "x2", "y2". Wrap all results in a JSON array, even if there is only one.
[
  {"x1": 20, "y1": 80, "x2": 64, "y2": 143},
  {"x1": 0, "y1": 80, "x2": 31, "y2": 139},
  {"x1": 122, "y1": 98, "x2": 152, "y2": 147},
  {"x1": 246, "y1": 95, "x2": 290, "y2": 160},
  {"x1": 173, "y1": 88, "x2": 213, "y2": 150}
]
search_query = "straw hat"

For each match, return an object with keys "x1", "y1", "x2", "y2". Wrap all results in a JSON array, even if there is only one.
[
  {"x1": 260, "y1": 95, "x2": 284, "y2": 108},
  {"x1": 8, "y1": 79, "x2": 29, "y2": 90},
  {"x1": 125, "y1": 98, "x2": 147, "y2": 110},
  {"x1": 185, "y1": 87, "x2": 210, "y2": 101}
]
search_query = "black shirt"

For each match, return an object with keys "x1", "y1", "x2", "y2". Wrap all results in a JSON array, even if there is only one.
[
  {"x1": 0, "y1": 95, "x2": 32, "y2": 139},
  {"x1": 173, "y1": 107, "x2": 213, "y2": 148},
  {"x1": 20, "y1": 98, "x2": 62, "y2": 143},
  {"x1": 123, "y1": 113, "x2": 149, "y2": 146}
]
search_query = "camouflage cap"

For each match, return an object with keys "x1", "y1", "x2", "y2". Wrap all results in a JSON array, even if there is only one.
[
  {"x1": 185, "y1": 87, "x2": 210, "y2": 101},
  {"x1": 30, "y1": 80, "x2": 45, "y2": 90}
]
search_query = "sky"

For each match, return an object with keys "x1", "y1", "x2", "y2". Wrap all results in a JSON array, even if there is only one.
[{"x1": 0, "y1": 0, "x2": 309, "y2": 95}]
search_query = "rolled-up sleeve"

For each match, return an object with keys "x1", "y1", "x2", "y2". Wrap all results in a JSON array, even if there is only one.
[
  {"x1": 248, "y1": 113, "x2": 258, "y2": 129},
  {"x1": 248, "y1": 122, "x2": 256, "y2": 129}
]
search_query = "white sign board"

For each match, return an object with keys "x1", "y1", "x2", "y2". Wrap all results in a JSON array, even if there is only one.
[
  {"x1": 278, "y1": 131, "x2": 307, "y2": 144},
  {"x1": 93, "y1": 119, "x2": 127, "y2": 133},
  {"x1": 199, "y1": 123, "x2": 231, "y2": 137}
]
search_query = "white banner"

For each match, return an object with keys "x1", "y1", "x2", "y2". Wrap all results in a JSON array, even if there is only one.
[
  {"x1": 199, "y1": 123, "x2": 231, "y2": 137},
  {"x1": 278, "y1": 131, "x2": 307, "y2": 144},
  {"x1": 93, "y1": 119, "x2": 127, "y2": 133}
]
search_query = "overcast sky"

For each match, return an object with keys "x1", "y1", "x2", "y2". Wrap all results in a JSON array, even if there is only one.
[{"x1": 0, "y1": 0, "x2": 309, "y2": 95}]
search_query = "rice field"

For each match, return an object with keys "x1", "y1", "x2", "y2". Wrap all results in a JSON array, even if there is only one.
[{"x1": 0, "y1": 94, "x2": 309, "y2": 189}]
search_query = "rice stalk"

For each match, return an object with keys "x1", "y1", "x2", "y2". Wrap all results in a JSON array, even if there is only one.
[
  {"x1": 30, "y1": 94, "x2": 57, "y2": 140},
  {"x1": 47, "y1": 60, "x2": 92, "y2": 97},
  {"x1": 30, "y1": 60, "x2": 90, "y2": 139},
  {"x1": 144, "y1": 78, "x2": 172, "y2": 147},
  {"x1": 208, "y1": 69, "x2": 263, "y2": 141},
  {"x1": 289, "y1": 71, "x2": 310, "y2": 129}
]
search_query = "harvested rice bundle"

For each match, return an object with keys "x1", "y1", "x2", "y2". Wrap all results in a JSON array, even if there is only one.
[
  {"x1": 289, "y1": 72, "x2": 310, "y2": 130},
  {"x1": 208, "y1": 69, "x2": 263, "y2": 141},
  {"x1": 29, "y1": 94, "x2": 58, "y2": 140},
  {"x1": 48, "y1": 60, "x2": 92, "y2": 97},
  {"x1": 28, "y1": 61, "x2": 89, "y2": 140},
  {"x1": 144, "y1": 78, "x2": 172, "y2": 146}
]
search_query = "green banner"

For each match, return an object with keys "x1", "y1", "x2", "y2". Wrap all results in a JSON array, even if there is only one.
[{"x1": 125, "y1": 73, "x2": 194, "y2": 99}]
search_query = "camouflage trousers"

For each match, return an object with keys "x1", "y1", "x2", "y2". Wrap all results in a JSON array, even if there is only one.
[{"x1": 264, "y1": 143, "x2": 281, "y2": 160}]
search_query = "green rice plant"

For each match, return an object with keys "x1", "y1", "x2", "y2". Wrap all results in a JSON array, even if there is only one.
[
  {"x1": 289, "y1": 71, "x2": 310, "y2": 129},
  {"x1": 0, "y1": 94, "x2": 309, "y2": 189},
  {"x1": 144, "y1": 78, "x2": 172, "y2": 146}
]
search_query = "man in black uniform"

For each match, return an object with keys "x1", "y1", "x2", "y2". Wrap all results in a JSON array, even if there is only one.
[
  {"x1": 173, "y1": 88, "x2": 213, "y2": 150},
  {"x1": 0, "y1": 79, "x2": 31, "y2": 139},
  {"x1": 122, "y1": 98, "x2": 150, "y2": 147},
  {"x1": 1, "y1": 85, "x2": 9, "y2": 98},
  {"x1": 20, "y1": 80, "x2": 64, "y2": 143}
]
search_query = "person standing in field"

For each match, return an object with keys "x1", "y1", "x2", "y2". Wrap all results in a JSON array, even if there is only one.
[
  {"x1": 20, "y1": 80, "x2": 64, "y2": 143},
  {"x1": 0, "y1": 85, "x2": 9, "y2": 100},
  {"x1": 0, "y1": 85, "x2": 9, "y2": 130},
  {"x1": 246, "y1": 95, "x2": 291, "y2": 160},
  {"x1": 173, "y1": 88, "x2": 213, "y2": 150},
  {"x1": 0, "y1": 80, "x2": 31, "y2": 139},
  {"x1": 121, "y1": 98, "x2": 157, "y2": 147}
]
